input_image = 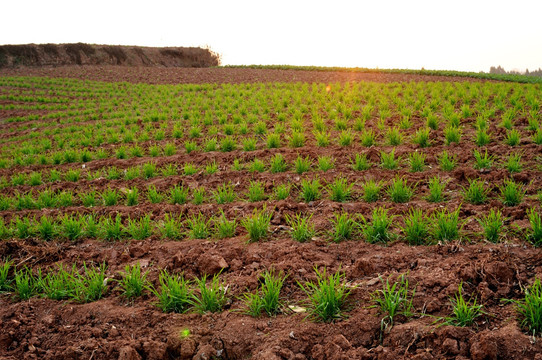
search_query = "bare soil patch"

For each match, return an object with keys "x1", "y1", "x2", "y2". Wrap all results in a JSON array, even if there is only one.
[{"x1": 0, "y1": 66, "x2": 488, "y2": 85}]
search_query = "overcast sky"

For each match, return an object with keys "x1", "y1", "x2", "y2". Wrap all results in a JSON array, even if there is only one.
[{"x1": 2, "y1": 0, "x2": 541, "y2": 72}]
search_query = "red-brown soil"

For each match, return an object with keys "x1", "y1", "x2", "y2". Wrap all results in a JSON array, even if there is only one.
[
  {"x1": 0, "y1": 65, "x2": 488, "y2": 85},
  {"x1": 0, "y1": 67, "x2": 541, "y2": 360}
]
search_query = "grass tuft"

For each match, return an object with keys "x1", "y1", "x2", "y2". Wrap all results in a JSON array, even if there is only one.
[
  {"x1": 286, "y1": 213, "x2": 315, "y2": 243},
  {"x1": 242, "y1": 207, "x2": 272, "y2": 242},
  {"x1": 299, "y1": 267, "x2": 352, "y2": 322}
]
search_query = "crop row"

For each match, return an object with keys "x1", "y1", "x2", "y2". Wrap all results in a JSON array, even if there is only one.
[
  {"x1": 2, "y1": 98, "x2": 539, "y2": 147},
  {"x1": 2, "y1": 105, "x2": 541, "y2": 163},
  {"x1": 1, "y1": 206, "x2": 541, "y2": 245},
  {"x1": 2, "y1": 146, "x2": 541, "y2": 187},
  {"x1": 1, "y1": 259, "x2": 542, "y2": 333},
  {"x1": 3, "y1": 123, "x2": 542, "y2": 169},
  {"x1": 1, "y1": 77, "x2": 541, "y2": 162},
  {"x1": 1, "y1": 175, "x2": 539, "y2": 211}
]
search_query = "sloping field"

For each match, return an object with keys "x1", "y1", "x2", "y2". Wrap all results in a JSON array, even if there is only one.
[{"x1": 1, "y1": 68, "x2": 542, "y2": 359}]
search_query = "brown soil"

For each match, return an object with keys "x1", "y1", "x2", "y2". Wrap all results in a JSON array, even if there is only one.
[
  {"x1": 0, "y1": 65, "x2": 489, "y2": 85},
  {"x1": 1, "y1": 68, "x2": 541, "y2": 360}
]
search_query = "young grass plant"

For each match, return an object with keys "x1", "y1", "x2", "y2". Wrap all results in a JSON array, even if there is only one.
[
  {"x1": 317, "y1": 156, "x2": 335, "y2": 172},
  {"x1": 161, "y1": 213, "x2": 182, "y2": 240},
  {"x1": 362, "y1": 207, "x2": 395, "y2": 244},
  {"x1": 444, "y1": 125, "x2": 462, "y2": 145},
  {"x1": 512, "y1": 278, "x2": 542, "y2": 336},
  {"x1": 533, "y1": 128, "x2": 542, "y2": 145},
  {"x1": 505, "y1": 129, "x2": 521, "y2": 146},
  {"x1": 338, "y1": 130, "x2": 353, "y2": 146},
  {"x1": 402, "y1": 208, "x2": 431, "y2": 245},
  {"x1": 361, "y1": 129, "x2": 376, "y2": 147},
  {"x1": 102, "y1": 188, "x2": 119, "y2": 206},
  {"x1": 426, "y1": 114, "x2": 439, "y2": 130},
  {"x1": 299, "y1": 178, "x2": 321, "y2": 202},
  {"x1": 380, "y1": 149, "x2": 399, "y2": 170},
  {"x1": 274, "y1": 183, "x2": 291, "y2": 200},
  {"x1": 361, "y1": 179, "x2": 382, "y2": 203},
  {"x1": 527, "y1": 208, "x2": 542, "y2": 247},
  {"x1": 351, "y1": 153, "x2": 371, "y2": 171},
  {"x1": 183, "y1": 163, "x2": 198, "y2": 176},
  {"x1": 289, "y1": 131, "x2": 306, "y2": 148},
  {"x1": 266, "y1": 133, "x2": 281, "y2": 148},
  {"x1": 286, "y1": 213, "x2": 315, "y2": 243},
  {"x1": 294, "y1": 155, "x2": 311, "y2": 174},
  {"x1": 186, "y1": 213, "x2": 211, "y2": 239},
  {"x1": 214, "y1": 211, "x2": 237, "y2": 239},
  {"x1": 445, "y1": 283, "x2": 484, "y2": 327},
  {"x1": 505, "y1": 153, "x2": 523, "y2": 173},
  {"x1": 473, "y1": 149, "x2": 494, "y2": 170},
  {"x1": 193, "y1": 274, "x2": 228, "y2": 313},
  {"x1": 205, "y1": 161, "x2": 219, "y2": 175},
  {"x1": 101, "y1": 215, "x2": 124, "y2": 241},
  {"x1": 475, "y1": 128, "x2": 491, "y2": 146},
  {"x1": 0, "y1": 259, "x2": 13, "y2": 292},
  {"x1": 477, "y1": 209, "x2": 504, "y2": 243},
  {"x1": 152, "y1": 270, "x2": 193, "y2": 313},
  {"x1": 73, "y1": 263, "x2": 108, "y2": 303},
  {"x1": 142, "y1": 162, "x2": 157, "y2": 179},
  {"x1": 330, "y1": 213, "x2": 359, "y2": 243},
  {"x1": 327, "y1": 177, "x2": 354, "y2": 203},
  {"x1": 386, "y1": 127, "x2": 402, "y2": 146},
  {"x1": 243, "y1": 269, "x2": 287, "y2": 317},
  {"x1": 387, "y1": 177, "x2": 415, "y2": 203},
  {"x1": 14, "y1": 216, "x2": 32, "y2": 239},
  {"x1": 299, "y1": 267, "x2": 352, "y2": 322},
  {"x1": 439, "y1": 150, "x2": 458, "y2": 171},
  {"x1": 147, "y1": 185, "x2": 164, "y2": 204},
  {"x1": 462, "y1": 179, "x2": 490, "y2": 205},
  {"x1": 57, "y1": 191, "x2": 74, "y2": 207},
  {"x1": 371, "y1": 274, "x2": 415, "y2": 330},
  {"x1": 269, "y1": 154, "x2": 287, "y2": 173},
  {"x1": 314, "y1": 131, "x2": 330, "y2": 147},
  {"x1": 242, "y1": 207, "x2": 272, "y2": 242},
  {"x1": 499, "y1": 179, "x2": 526, "y2": 206},
  {"x1": 125, "y1": 215, "x2": 152, "y2": 240},
  {"x1": 37, "y1": 216, "x2": 55, "y2": 240},
  {"x1": 170, "y1": 185, "x2": 189, "y2": 205},
  {"x1": 213, "y1": 183, "x2": 236, "y2": 204},
  {"x1": 426, "y1": 176, "x2": 446, "y2": 203},
  {"x1": 38, "y1": 264, "x2": 77, "y2": 300},
  {"x1": 118, "y1": 263, "x2": 149, "y2": 299},
  {"x1": 432, "y1": 207, "x2": 461, "y2": 242},
  {"x1": 79, "y1": 190, "x2": 97, "y2": 208},
  {"x1": 408, "y1": 152, "x2": 426, "y2": 172},
  {"x1": 248, "y1": 159, "x2": 266, "y2": 173},
  {"x1": 192, "y1": 187, "x2": 206, "y2": 205},
  {"x1": 14, "y1": 268, "x2": 35, "y2": 300},
  {"x1": 126, "y1": 187, "x2": 139, "y2": 206},
  {"x1": 62, "y1": 215, "x2": 83, "y2": 241},
  {"x1": 247, "y1": 181, "x2": 266, "y2": 202},
  {"x1": 412, "y1": 127, "x2": 431, "y2": 148}
]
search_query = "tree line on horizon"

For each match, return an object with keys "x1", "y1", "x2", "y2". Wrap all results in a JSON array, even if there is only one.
[{"x1": 490, "y1": 65, "x2": 542, "y2": 77}]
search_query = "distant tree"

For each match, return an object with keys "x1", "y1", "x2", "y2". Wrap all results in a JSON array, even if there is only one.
[
  {"x1": 489, "y1": 65, "x2": 542, "y2": 77},
  {"x1": 489, "y1": 65, "x2": 506, "y2": 74}
]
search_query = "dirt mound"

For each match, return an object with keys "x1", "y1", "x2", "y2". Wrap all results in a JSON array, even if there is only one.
[{"x1": 0, "y1": 43, "x2": 220, "y2": 68}]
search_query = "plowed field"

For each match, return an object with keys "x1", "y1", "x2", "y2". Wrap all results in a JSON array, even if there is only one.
[{"x1": 0, "y1": 66, "x2": 541, "y2": 360}]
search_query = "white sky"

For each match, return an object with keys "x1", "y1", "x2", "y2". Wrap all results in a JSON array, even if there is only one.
[{"x1": 2, "y1": 0, "x2": 542, "y2": 72}]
